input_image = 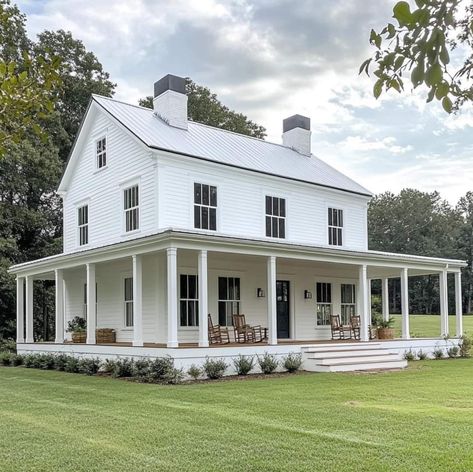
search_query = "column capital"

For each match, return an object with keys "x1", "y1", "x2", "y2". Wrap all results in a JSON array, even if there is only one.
[{"x1": 167, "y1": 247, "x2": 177, "y2": 256}]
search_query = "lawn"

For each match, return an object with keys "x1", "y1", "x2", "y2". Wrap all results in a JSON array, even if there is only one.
[
  {"x1": 390, "y1": 314, "x2": 473, "y2": 338},
  {"x1": 1, "y1": 361, "x2": 473, "y2": 471}
]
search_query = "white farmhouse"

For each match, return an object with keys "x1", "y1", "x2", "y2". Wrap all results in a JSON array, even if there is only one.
[{"x1": 10, "y1": 74, "x2": 467, "y2": 373}]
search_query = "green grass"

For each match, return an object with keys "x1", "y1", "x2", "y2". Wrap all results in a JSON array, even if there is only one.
[
  {"x1": 2, "y1": 362, "x2": 473, "y2": 471},
  {"x1": 390, "y1": 314, "x2": 473, "y2": 338}
]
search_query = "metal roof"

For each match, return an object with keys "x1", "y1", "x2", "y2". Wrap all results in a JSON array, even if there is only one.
[{"x1": 93, "y1": 95, "x2": 372, "y2": 197}]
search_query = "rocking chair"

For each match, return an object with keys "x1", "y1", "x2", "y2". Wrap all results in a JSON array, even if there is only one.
[
  {"x1": 208, "y1": 314, "x2": 230, "y2": 345},
  {"x1": 330, "y1": 315, "x2": 352, "y2": 340}
]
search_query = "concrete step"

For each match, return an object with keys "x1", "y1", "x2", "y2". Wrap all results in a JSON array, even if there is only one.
[
  {"x1": 303, "y1": 343, "x2": 383, "y2": 353},
  {"x1": 314, "y1": 354, "x2": 402, "y2": 366},
  {"x1": 307, "y1": 350, "x2": 398, "y2": 360},
  {"x1": 305, "y1": 359, "x2": 407, "y2": 373}
]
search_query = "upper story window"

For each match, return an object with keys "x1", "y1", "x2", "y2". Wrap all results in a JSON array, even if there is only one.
[
  {"x1": 77, "y1": 204, "x2": 89, "y2": 246},
  {"x1": 124, "y1": 184, "x2": 139, "y2": 232},
  {"x1": 265, "y1": 196, "x2": 286, "y2": 238},
  {"x1": 328, "y1": 208, "x2": 343, "y2": 246},
  {"x1": 194, "y1": 183, "x2": 217, "y2": 231},
  {"x1": 96, "y1": 137, "x2": 107, "y2": 169},
  {"x1": 124, "y1": 277, "x2": 134, "y2": 327},
  {"x1": 316, "y1": 282, "x2": 332, "y2": 326}
]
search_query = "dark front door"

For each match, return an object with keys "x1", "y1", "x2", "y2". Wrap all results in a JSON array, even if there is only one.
[{"x1": 276, "y1": 280, "x2": 290, "y2": 338}]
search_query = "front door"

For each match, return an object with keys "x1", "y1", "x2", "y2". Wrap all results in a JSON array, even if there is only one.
[{"x1": 276, "y1": 280, "x2": 290, "y2": 338}]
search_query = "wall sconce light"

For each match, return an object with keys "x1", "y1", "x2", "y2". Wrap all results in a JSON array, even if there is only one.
[
  {"x1": 304, "y1": 290, "x2": 313, "y2": 300},
  {"x1": 257, "y1": 288, "x2": 265, "y2": 298}
]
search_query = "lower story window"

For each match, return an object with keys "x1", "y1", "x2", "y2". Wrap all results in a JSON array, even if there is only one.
[
  {"x1": 218, "y1": 277, "x2": 241, "y2": 326},
  {"x1": 316, "y1": 282, "x2": 332, "y2": 326},
  {"x1": 83, "y1": 283, "x2": 97, "y2": 319},
  {"x1": 180, "y1": 274, "x2": 199, "y2": 327},
  {"x1": 341, "y1": 283, "x2": 356, "y2": 325},
  {"x1": 124, "y1": 277, "x2": 134, "y2": 327}
]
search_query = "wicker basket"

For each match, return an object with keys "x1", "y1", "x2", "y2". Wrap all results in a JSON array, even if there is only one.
[
  {"x1": 96, "y1": 328, "x2": 116, "y2": 344},
  {"x1": 377, "y1": 327, "x2": 395, "y2": 340},
  {"x1": 71, "y1": 331, "x2": 87, "y2": 343}
]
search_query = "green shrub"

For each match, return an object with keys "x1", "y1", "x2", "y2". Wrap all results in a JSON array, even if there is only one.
[
  {"x1": 257, "y1": 353, "x2": 279, "y2": 374},
  {"x1": 404, "y1": 350, "x2": 415, "y2": 361},
  {"x1": 459, "y1": 335, "x2": 472, "y2": 358},
  {"x1": 11, "y1": 354, "x2": 24, "y2": 366},
  {"x1": 0, "y1": 338, "x2": 17, "y2": 353},
  {"x1": 148, "y1": 357, "x2": 183, "y2": 384},
  {"x1": 102, "y1": 358, "x2": 117, "y2": 374},
  {"x1": 417, "y1": 350, "x2": 427, "y2": 360},
  {"x1": 111, "y1": 358, "x2": 134, "y2": 378},
  {"x1": 0, "y1": 351, "x2": 12, "y2": 366},
  {"x1": 433, "y1": 348, "x2": 444, "y2": 360},
  {"x1": 447, "y1": 346, "x2": 459, "y2": 358},
  {"x1": 64, "y1": 356, "x2": 80, "y2": 373},
  {"x1": 39, "y1": 353, "x2": 56, "y2": 370},
  {"x1": 203, "y1": 357, "x2": 227, "y2": 380},
  {"x1": 23, "y1": 354, "x2": 37, "y2": 368},
  {"x1": 67, "y1": 316, "x2": 86, "y2": 333},
  {"x1": 187, "y1": 364, "x2": 202, "y2": 381},
  {"x1": 132, "y1": 359, "x2": 151, "y2": 380},
  {"x1": 282, "y1": 353, "x2": 302, "y2": 373},
  {"x1": 54, "y1": 354, "x2": 70, "y2": 371},
  {"x1": 232, "y1": 355, "x2": 254, "y2": 376},
  {"x1": 78, "y1": 357, "x2": 101, "y2": 375}
]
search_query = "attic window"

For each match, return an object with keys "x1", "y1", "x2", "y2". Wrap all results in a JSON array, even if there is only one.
[{"x1": 96, "y1": 137, "x2": 107, "y2": 169}]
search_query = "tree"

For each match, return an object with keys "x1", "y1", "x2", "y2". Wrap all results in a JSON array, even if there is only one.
[
  {"x1": 361, "y1": 0, "x2": 473, "y2": 112},
  {"x1": 457, "y1": 192, "x2": 473, "y2": 313},
  {"x1": 139, "y1": 78, "x2": 266, "y2": 139}
]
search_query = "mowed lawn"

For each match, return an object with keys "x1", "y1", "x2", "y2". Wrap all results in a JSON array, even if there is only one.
[
  {"x1": 2, "y1": 361, "x2": 473, "y2": 472},
  {"x1": 390, "y1": 314, "x2": 473, "y2": 338}
]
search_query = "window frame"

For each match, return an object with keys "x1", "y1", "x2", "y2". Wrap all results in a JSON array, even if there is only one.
[
  {"x1": 123, "y1": 276, "x2": 134, "y2": 328},
  {"x1": 122, "y1": 180, "x2": 141, "y2": 234},
  {"x1": 327, "y1": 207, "x2": 344, "y2": 247},
  {"x1": 179, "y1": 274, "x2": 199, "y2": 328},
  {"x1": 95, "y1": 135, "x2": 107, "y2": 170},
  {"x1": 193, "y1": 182, "x2": 218, "y2": 232},
  {"x1": 218, "y1": 276, "x2": 241, "y2": 326},
  {"x1": 340, "y1": 283, "x2": 356, "y2": 325},
  {"x1": 265, "y1": 195, "x2": 287, "y2": 239},
  {"x1": 77, "y1": 204, "x2": 89, "y2": 247},
  {"x1": 316, "y1": 282, "x2": 332, "y2": 326}
]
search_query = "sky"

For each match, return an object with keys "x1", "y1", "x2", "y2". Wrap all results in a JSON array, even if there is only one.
[{"x1": 17, "y1": 0, "x2": 473, "y2": 204}]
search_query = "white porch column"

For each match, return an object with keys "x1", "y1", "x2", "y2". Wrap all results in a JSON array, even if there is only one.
[
  {"x1": 54, "y1": 269, "x2": 65, "y2": 344},
  {"x1": 382, "y1": 278, "x2": 390, "y2": 322},
  {"x1": 367, "y1": 278, "x2": 372, "y2": 324},
  {"x1": 401, "y1": 268, "x2": 410, "y2": 339},
  {"x1": 16, "y1": 277, "x2": 25, "y2": 343},
  {"x1": 358, "y1": 265, "x2": 369, "y2": 341},
  {"x1": 455, "y1": 271, "x2": 463, "y2": 337},
  {"x1": 132, "y1": 255, "x2": 143, "y2": 347},
  {"x1": 439, "y1": 269, "x2": 449, "y2": 337},
  {"x1": 25, "y1": 275, "x2": 34, "y2": 343},
  {"x1": 198, "y1": 250, "x2": 209, "y2": 347},
  {"x1": 167, "y1": 248, "x2": 178, "y2": 348},
  {"x1": 267, "y1": 256, "x2": 277, "y2": 345},
  {"x1": 86, "y1": 263, "x2": 96, "y2": 344}
]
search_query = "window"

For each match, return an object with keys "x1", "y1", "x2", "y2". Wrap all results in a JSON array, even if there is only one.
[
  {"x1": 180, "y1": 275, "x2": 199, "y2": 327},
  {"x1": 124, "y1": 185, "x2": 139, "y2": 232},
  {"x1": 96, "y1": 137, "x2": 107, "y2": 169},
  {"x1": 124, "y1": 277, "x2": 134, "y2": 327},
  {"x1": 341, "y1": 284, "x2": 356, "y2": 325},
  {"x1": 328, "y1": 208, "x2": 343, "y2": 246},
  {"x1": 316, "y1": 282, "x2": 332, "y2": 326},
  {"x1": 265, "y1": 196, "x2": 286, "y2": 238},
  {"x1": 194, "y1": 183, "x2": 217, "y2": 231},
  {"x1": 77, "y1": 205, "x2": 89, "y2": 246},
  {"x1": 218, "y1": 277, "x2": 241, "y2": 326},
  {"x1": 83, "y1": 283, "x2": 97, "y2": 319}
]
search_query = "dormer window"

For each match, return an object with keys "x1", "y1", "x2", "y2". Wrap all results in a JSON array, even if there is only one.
[
  {"x1": 194, "y1": 183, "x2": 217, "y2": 231},
  {"x1": 77, "y1": 204, "x2": 89, "y2": 246},
  {"x1": 328, "y1": 208, "x2": 343, "y2": 246},
  {"x1": 96, "y1": 137, "x2": 107, "y2": 169},
  {"x1": 124, "y1": 184, "x2": 139, "y2": 232}
]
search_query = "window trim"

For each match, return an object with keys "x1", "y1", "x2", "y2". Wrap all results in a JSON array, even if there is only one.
[
  {"x1": 95, "y1": 135, "x2": 107, "y2": 171},
  {"x1": 264, "y1": 194, "x2": 287, "y2": 239},
  {"x1": 75, "y1": 198, "x2": 90, "y2": 248},
  {"x1": 123, "y1": 276, "x2": 134, "y2": 328},
  {"x1": 192, "y1": 181, "x2": 218, "y2": 232},
  {"x1": 327, "y1": 205, "x2": 345, "y2": 247},
  {"x1": 179, "y1": 273, "x2": 199, "y2": 328},
  {"x1": 340, "y1": 283, "x2": 356, "y2": 325},
  {"x1": 120, "y1": 177, "x2": 141, "y2": 235},
  {"x1": 218, "y1": 276, "x2": 241, "y2": 326},
  {"x1": 77, "y1": 204, "x2": 89, "y2": 247},
  {"x1": 315, "y1": 281, "x2": 333, "y2": 327}
]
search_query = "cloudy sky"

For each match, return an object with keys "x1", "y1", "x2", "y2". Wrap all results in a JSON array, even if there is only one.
[{"x1": 17, "y1": 0, "x2": 473, "y2": 203}]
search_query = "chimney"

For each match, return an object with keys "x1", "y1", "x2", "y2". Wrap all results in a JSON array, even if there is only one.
[
  {"x1": 153, "y1": 74, "x2": 188, "y2": 130},
  {"x1": 282, "y1": 114, "x2": 311, "y2": 156}
]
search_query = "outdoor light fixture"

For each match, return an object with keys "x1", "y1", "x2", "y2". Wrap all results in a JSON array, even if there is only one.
[
  {"x1": 304, "y1": 290, "x2": 313, "y2": 299},
  {"x1": 257, "y1": 288, "x2": 265, "y2": 298}
]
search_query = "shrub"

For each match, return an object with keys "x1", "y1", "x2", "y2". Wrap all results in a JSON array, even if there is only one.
[
  {"x1": 148, "y1": 357, "x2": 183, "y2": 384},
  {"x1": 257, "y1": 353, "x2": 279, "y2": 374},
  {"x1": 404, "y1": 350, "x2": 415, "y2": 361},
  {"x1": 187, "y1": 364, "x2": 202, "y2": 381},
  {"x1": 11, "y1": 354, "x2": 24, "y2": 366},
  {"x1": 164, "y1": 367, "x2": 184, "y2": 385},
  {"x1": 39, "y1": 353, "x2": 56, "y2": 370},
  {"x1": 67, "y1": 316, "x2": 86, "y2": 333},
  {"x1": 433, "y1": 348, "x2": 444, "y2": 360},
  {"x1": 203, "y1": 357, "x2": 227, "y2": 380},
  {"x1": 232, "y1": 355, "x2": 254, "y2": 376},
  {"x1": 282, "y1": 353, "x2": 302, "y2": 373},
  {"x1": 0, "y1": 338, "x2": 17, "y2": 353},
  {"x1": 78, "y1": 357, "x2": 102, "y2": 375},
  {"x1": 111, "y1": 358, "x2": 134, "y2": 378},
  {"x1": 64, "y1": 356, "x2": 80, "y2": 373},
  {"x1": 23, "y1": 354, "x2": 37, "y2": 368},
  {"x1": 54, "y1": 354, "x2": 70, "y2": 371},
  {"x1": 102, "y1": 358, "x2": 117, "y2": 374},
  {"x1": 417, "y1": 350, "x2": 427, "y2": 360},
  {"x1": 447, "y1": 346, "x2": 459, "y2": 358},
  {"x1": 459, "y1": 335, "x2": 472, "y2": 358},
  {"x1": 0, "y1": 351, "x2": 12, "y2": 366},
  {"x1": 132, "y1": 359, "x2": 151, "y2": 380}
]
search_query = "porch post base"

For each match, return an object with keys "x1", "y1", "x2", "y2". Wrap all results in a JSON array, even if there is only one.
[
  {"x1": 199, "y1": 341, "x2": 209, "y2": 348},
  {"x1": 132, "y1": 340, "x2": 144, "y2": 347},
  {"x1": 167, "y1": 341, "x2": 178, "y2": 348}
]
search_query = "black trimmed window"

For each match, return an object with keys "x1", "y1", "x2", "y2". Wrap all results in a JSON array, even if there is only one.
[
  {"x1": 194, "y1": 183, "x2": 217, "y2": 231},
  {"x1": 218, "y1": 277, "x2": 240, "y2": 326},
  {"x1": 78, "y1": 205, "x2": 88, "y2": 246},
  {"x1": 124, "y1": 277, "x2": 133, "y2": 327},
  {"x1": 328, "y1": 208, "x2": 343, "y2": 246},
  {"x1": 341, "y1": 284, "x2": 356, "y2": 325},
  {"x1": 265, "y1": 196, "x2": 286, "y2": 238},
  {"x1": 316, "y1": 282, "x2": 332, "y2": 326},
  {"x1": 124, "y1": 185, "x2": 139, "y2": 232},
  {"x1": 180, "y1": 274, "x2": 199, "y2": 327},
  {"x1": 96, "y1": 137, "x2": 107, "y2": 169}
]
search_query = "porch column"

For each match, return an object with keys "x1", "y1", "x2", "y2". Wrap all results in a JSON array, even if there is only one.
[
  {"x1": 267, "y1": 256, "x2": 277, "y2": 345},
  {"x1": 382, "y1": 278, "x2": 390, "y2": 322},
  {"x1": 54, "y1": 269, "x2": 65, "y2": 344},
  {"x1": 455, "y1": 271, "x2": 463, "y2": 337},
  {"x1": 367, "y1": 278, "x2": 372, "y2": 324},
  {"x1": 167, "y1": 248, "x2": 178, "y2": 348},
  {"x1": 132, "y1": 255, "x2": 143, "y2": 347},
  {"x1": 198, "y1": 250, "x2": 209, "y2": 347},
  {"x1": 86, "y1": 263, "x2": 96, "y2": 344},
  {"x1": 25, "y1": 275, "x2": 34, "y2": 343},
  {"x1": 16, "y1": 277, "x2": 25, "y2": 343},
  {"x1": 400, "y1": 268, "x2": 410, "y2": 339},
  {"x1": 439, "y1": 269, "x2": 449, "y2": 337},
  {"x1": 358, "y1": 265, "x2": 369, "y2": 341}
]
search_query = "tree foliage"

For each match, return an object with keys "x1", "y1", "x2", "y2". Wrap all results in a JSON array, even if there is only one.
[
  {"x1": 362, "y1": 0, "x2": 473, "y2": 112},
  {"x1": 139, "y1": 78, "x2": 266, "y2": 139}
]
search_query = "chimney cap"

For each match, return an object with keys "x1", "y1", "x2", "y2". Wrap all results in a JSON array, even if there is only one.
[
  {"x1": 154, "y1": 74, "x2": 186, "y2": 98},
  {"x1": 283, "y1": 114, "x2": 310, "y2": 133}
]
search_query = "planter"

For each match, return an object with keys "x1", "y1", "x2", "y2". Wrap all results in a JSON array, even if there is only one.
[
  {"x1": 377, "y1": 327, "x2": 395, "y2": 340},
  {"x1": 96, "y1": 328, "x2": 116, "y2": 344},
  {"x1": 71, "y1": 331, "x2": 86, "y2": 343}
]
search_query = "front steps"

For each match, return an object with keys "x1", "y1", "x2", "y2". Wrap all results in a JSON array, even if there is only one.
[{"x1": 302, "y1": 342, "x2": 407, "y2": 373}]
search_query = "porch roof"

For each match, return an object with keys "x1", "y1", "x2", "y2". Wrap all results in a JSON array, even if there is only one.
[{"x1": 9, "y1": 228, "x2": 467, "y2": 278}]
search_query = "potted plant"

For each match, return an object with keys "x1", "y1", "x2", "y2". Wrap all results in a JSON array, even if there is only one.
[
  {"x1": 67, "y1": 316, "x2": 87, "y2": 343},
  {"x1": 377, "y1": 317, "x2": 396, "y2": 340}
]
